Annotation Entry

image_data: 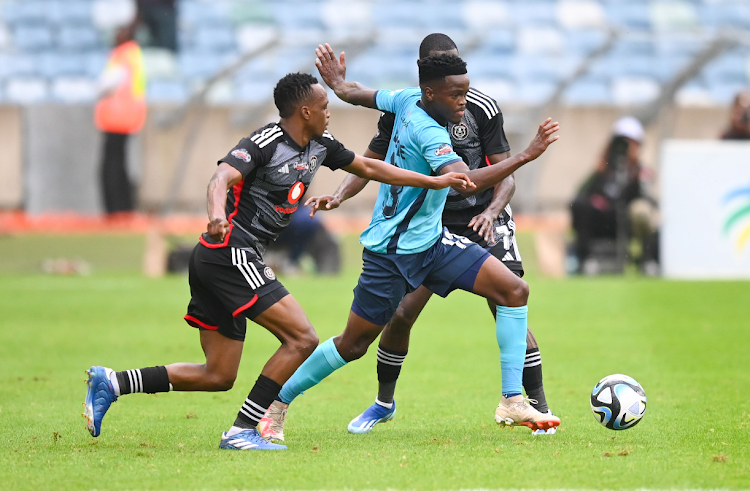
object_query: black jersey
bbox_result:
[201,123,355,254]
[367,87,521,266]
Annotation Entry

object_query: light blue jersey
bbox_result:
[360,87,462,255]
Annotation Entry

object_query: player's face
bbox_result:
[306,83,331,137]
[430,74,469,124]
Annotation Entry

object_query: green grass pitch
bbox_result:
[0,234,748,490]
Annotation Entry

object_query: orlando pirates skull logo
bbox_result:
[451,123,468,141]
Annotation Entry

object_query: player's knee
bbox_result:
[508,279,529,306]
[288,324,319,358]
[337,337,371,362]
[207,371,236,391]
[389,308,416,334]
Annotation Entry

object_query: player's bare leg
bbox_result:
[470,256,559,431]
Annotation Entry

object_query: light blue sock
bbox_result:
[278,337,347,404]
[496,305,528,397]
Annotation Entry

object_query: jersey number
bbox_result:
[382,134,406,219]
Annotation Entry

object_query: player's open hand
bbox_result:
[468,211,496,243]
[315,43,346,90]
[525,118,560,161]
[207,217,230,243]
[432,172,476,190]
[305,195,342,218]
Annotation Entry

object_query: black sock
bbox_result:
[376,345,407,405]
[115,366,171,395]
[233,375,282,430]
[522,347,549,413]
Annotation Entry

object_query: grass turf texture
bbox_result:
[0,235,749,490]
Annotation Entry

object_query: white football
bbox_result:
[590,374,647,430]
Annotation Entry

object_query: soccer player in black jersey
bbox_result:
[257,35,556,441]
[82,72,474,450]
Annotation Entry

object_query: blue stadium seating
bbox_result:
[13,26,55,51]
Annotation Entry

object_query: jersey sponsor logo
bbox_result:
[275,205,298,214]
[309,155,317,173]
[451,123,469,141]
[231,148,252,163]
[435,144,453,156]
[263,267,276,280]
[288,181,305,205]
[294,162,307,171]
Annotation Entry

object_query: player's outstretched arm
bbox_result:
[206,163,243,242]
[315,43,378,108]
[304,155,475,217]
[443,118,559,197]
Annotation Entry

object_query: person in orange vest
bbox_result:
[95,26,147,216]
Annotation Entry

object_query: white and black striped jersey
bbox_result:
[368,87,521,267]
[200,122,355,254]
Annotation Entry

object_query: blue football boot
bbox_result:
[83,366,117,437]
[347,400,396,434]
[219,429,287,450]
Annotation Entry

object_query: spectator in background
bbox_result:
[721,90,750,140]
[95,26,147,217]
[570,117,659,275]
[136,0,177,52]
[266,207,342,275]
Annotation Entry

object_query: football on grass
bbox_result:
[590,374,647,430]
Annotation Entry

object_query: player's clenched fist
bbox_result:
[207,217,230,242]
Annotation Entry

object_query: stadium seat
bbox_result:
[46,1,93,25]
[562,78,612,105]
[5,77,48,104]
[37,52,87,78]
[12,25,54,51]
[147,80,189,104]
[462,1,512,30]
[0,24,11,51]
[271,1,324,29]
[0,54,39,79]
[470,78,515,105]
[51,77,98,103]
[142,48,179,80]
[194,24,237,51]
[83,51,108,78]
[91,0,137,31]
[675,80,714,107]
[278,26,326,48]
[605,2,651,30]
[653,32,704,57]
[462,50,513,79]
[653,54,690,83]
[480,29,516,54]
[564,29,609,55]
[698,1,750,31]
[58,25,101,51]
[609,35,654,57]
[708,81,748,105]
[511,1,559,26]
[557,0,608,29]
[373,2,429,28]
[1,1,47,26]
[320,1,374,43]
[205,79,235,106]
[649,0,698,31]
[235,79,275,105]
[517,27,565,55]
[611,76,660,105]
[702,51,750,86]
[179,50,238,81]
[515,81,557,105]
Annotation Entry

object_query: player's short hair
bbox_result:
[273,73,319,118]
[419,33,458,59]
[417,54,467,85]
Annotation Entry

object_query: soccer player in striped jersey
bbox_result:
[82,72,474,451]
[258,45,560,443]
[259,35,557,441]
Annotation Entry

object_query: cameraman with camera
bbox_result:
[721,90,750,141]
[570,117,659,275]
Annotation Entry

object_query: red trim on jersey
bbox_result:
[232,294,259,317]
[485,156,491,166]
[184,314,218,331]
[199,180,245,249]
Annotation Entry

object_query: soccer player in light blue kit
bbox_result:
[260,44,561,439]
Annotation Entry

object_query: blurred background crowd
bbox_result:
[0,0,748,278]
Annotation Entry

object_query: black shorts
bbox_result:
[446,223,524,277]
[184,239,289,342]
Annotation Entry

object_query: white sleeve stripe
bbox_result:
[250,125,280,143]
[322,130,335,140]
[468,88,500,114]
[257,131,283,148]
[466,93,498,119]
